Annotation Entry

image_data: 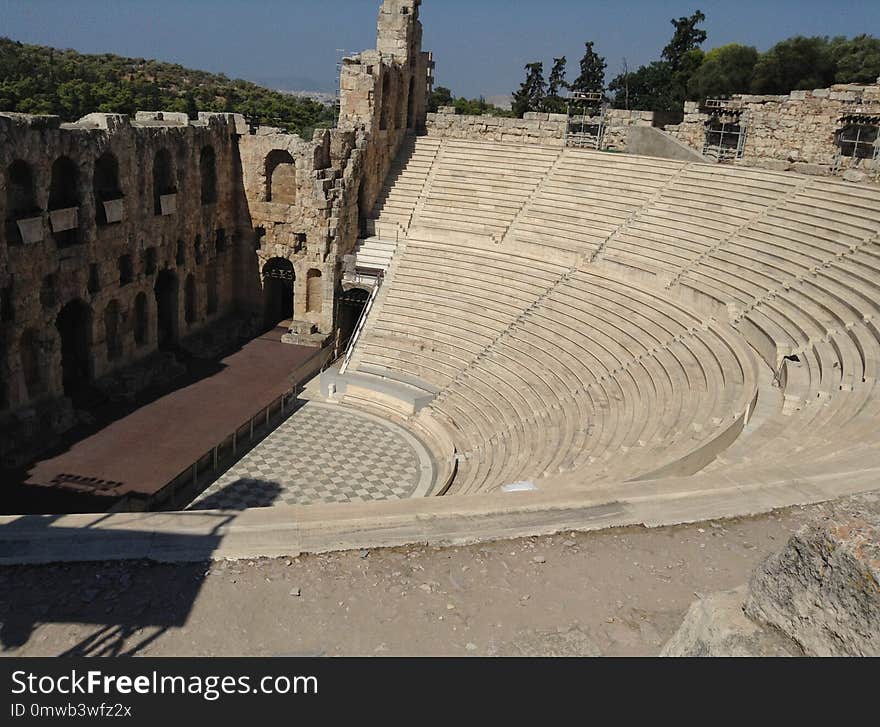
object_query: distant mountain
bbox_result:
[249,74,334,95]
[486,94,513,111]
[0,37,337,136]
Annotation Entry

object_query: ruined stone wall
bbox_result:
[425,107,653,151]
[237,0,429,345]
[0,0,430,426]
[666,83,880,179]
[0,111,242,418]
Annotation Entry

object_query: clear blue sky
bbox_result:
[1,0,877,98]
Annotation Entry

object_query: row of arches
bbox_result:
[8,267,210,406]
[260,258,324,329]
[4,144,219,245]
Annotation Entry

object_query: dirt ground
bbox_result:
[0,503,823,657]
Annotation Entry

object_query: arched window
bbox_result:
[306,269,323,315]
[20,329,44,398]
[6,160,38,218]
[134,292,148,346]
[185,274,197,325]
[93,152,122,225]
[152,148,175,215]
[48,156,80,211]
[379,74,392,131]
[104,300,122,361]
[200,146,217,205]
[264,150,296,204]
[5,160,39,244]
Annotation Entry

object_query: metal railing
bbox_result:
[339,271,384,375]
[154,343,333,510]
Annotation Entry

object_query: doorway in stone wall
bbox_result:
[262,258,295,330]
[337,287,370,351]
[154,269,179,350]
[56,299,92,398]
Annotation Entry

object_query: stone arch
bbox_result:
[152,148,175,214]
[104,300,122,362]
[154,269,179,348]
[134,291,149,346]
[56,299,92,397]
[262,257,294,328]
[306,268,323,315]
[93,151,122,225]
[200,145,217,205]
[265,150,296,204]
[184,273,197,326]
[5,160,39,244]
[48,156,80,211]
[49,156,81,247]
[20,328,45,399]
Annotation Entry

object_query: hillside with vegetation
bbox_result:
[0,37,336,137]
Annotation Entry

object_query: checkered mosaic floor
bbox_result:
[188,402,433,510]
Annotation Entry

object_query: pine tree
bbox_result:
[543,56,568,113]
[570,42,607,96]
[511,62,546,117]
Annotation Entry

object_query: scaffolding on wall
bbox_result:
[833,112,880,176]
[565,91,606,149]
[701,99,747,162]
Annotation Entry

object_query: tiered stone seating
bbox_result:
[369,135,442,232]
[603,165,800,276]
[412,140,560,238]
[343,138,880,499]
[505,150,684,259]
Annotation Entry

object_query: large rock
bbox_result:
[744,495,880,656]
[660,587,801,657]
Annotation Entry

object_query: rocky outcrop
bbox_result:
[662,493,880,657]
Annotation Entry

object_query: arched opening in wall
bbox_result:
[56,299,92,398]
[200,146,217,205]
[262,258,294,329]
[93,152,122,225]
[134,292,148,347]
[20,329,45,399]
[152,148,176,215]
[406,76,416,130]
[337,287,370,350]
[5,160,39,245]
[265,150,296,204]
[184,274,197,327]
[104,300,122,362]
[306,269,323,315]
[48,156,81,247]
[379,75,392,131]
[206,265,218,316]
[154,269,179,349]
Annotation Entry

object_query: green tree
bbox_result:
[831,34,880,84]
[751,36,836,93]
[427,85,453,113]
[662,10,708,70]
[688,43,759,100]
[511,62,546,117]
[543,56,568,113]
[570,42,606,96]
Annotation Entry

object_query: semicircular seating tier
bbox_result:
[343,137,880,497]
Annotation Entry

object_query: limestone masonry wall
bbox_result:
[666,83,880,179]
[0,0,429,453]
[425,107,652,152]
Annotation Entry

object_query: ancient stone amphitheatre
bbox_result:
[0,1,879,655]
